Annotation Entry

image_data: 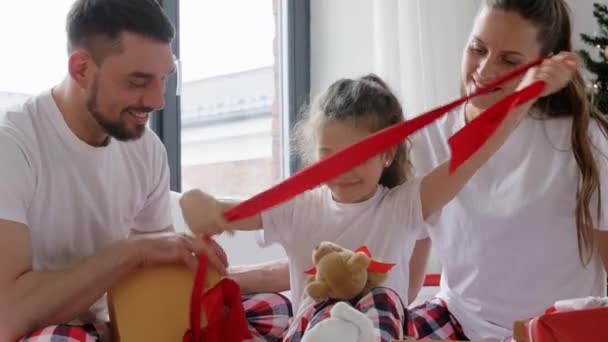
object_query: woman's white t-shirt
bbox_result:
[410,106,608,340]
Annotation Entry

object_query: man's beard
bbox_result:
[86,76,150,142]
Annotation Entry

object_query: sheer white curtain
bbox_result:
[369,1,480,276]
[372,0,480,117]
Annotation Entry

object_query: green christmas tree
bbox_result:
[578,3,608,115]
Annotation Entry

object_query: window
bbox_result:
[156,0,310,265]
[0,0,75,110]
[157,0,310,196]
[178,0,284,200]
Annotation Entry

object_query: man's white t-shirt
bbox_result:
[411,106,608,340]
[0,91,172,322]
[261,179,426,313]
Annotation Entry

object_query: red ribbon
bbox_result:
[183,252,251,342]
[304,245,396,276]
[224,57,547,222]
[448,79,545,173]
[356,246,396,273]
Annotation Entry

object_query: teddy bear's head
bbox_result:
[305,241,390,303]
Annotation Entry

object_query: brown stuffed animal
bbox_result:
[304,241,393,303]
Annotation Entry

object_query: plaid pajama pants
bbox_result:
[406,297,469,340]
[284,287,407,342]
[243,292,293,341]
[19,322,110,342]
[20,293,292,342]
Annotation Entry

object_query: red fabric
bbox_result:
[423,273,441,287]
[224,57,546,222]
[304,268,316,276]
[368,260,396,274]
[447,80,545,173]
[354,246,396,273]
[356,245,372,256]
[183,253,251,342]
[523,307,608,342]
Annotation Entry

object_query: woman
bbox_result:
[408,0,608,340]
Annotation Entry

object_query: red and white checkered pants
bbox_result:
[20,293,292,342]
[284,287,407,342]
[406,297,468,340]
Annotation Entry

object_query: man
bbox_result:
[0,1,229,340]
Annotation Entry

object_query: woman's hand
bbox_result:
[517,51,578,97]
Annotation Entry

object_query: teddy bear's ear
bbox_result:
[313,241,344,265]
[316,241,343,252]
[346,251,371,273]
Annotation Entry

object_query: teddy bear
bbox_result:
[304,241,394,303]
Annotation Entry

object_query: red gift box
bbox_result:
[514,307,608,342]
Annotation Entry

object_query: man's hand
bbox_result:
[127,232,228,275]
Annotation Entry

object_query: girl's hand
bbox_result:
[179,189,229,237]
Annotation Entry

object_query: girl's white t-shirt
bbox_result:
[261,179,426,313]
[410,106,608,340]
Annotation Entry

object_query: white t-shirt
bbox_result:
[410,106,608,340]
[0,91,172,322]
[261,179,425,313]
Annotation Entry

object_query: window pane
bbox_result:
[179,0,285,200]
[0,1,75,110]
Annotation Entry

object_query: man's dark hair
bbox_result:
[66,0,175,62]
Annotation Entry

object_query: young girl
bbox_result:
[181,58,576,341]
[408,1,608,341]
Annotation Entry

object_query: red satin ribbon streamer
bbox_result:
[183,253,251,342]
[448,79,545,173]
[356,246,396,273]
[304,245,396,276]
[224,57,547,222]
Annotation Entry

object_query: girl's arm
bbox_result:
[180,189,262,236]
[419,52,578,221]
[408,237,431,305]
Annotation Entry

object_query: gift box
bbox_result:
[108,254,249,342]
[513,306,608,342]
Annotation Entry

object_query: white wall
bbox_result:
[310,0,378,96]
[567,0,597,53]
